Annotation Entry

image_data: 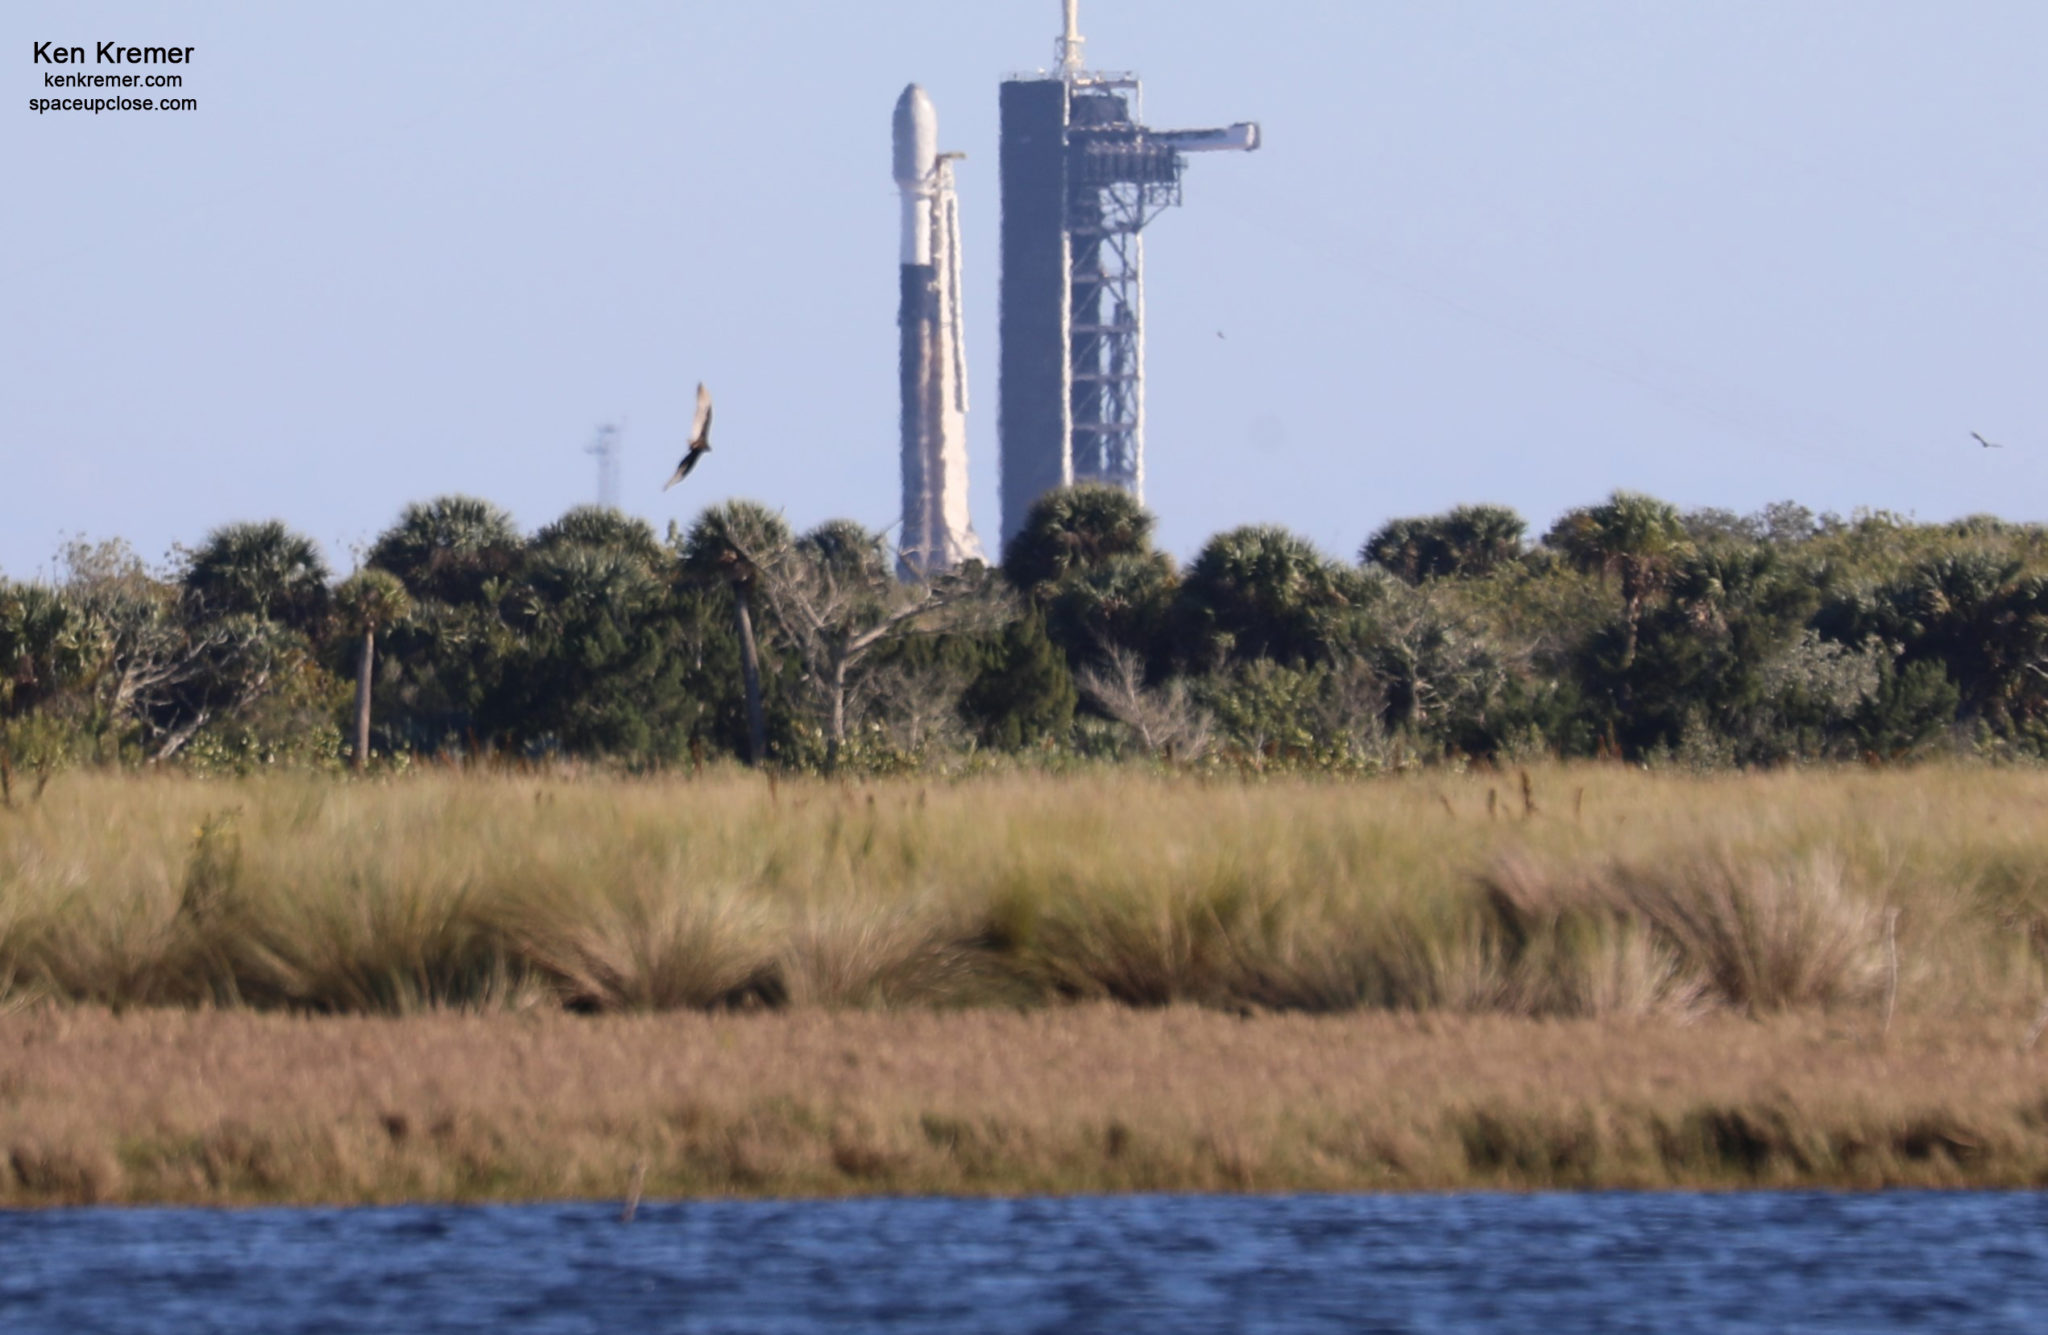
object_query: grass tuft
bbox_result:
[1482,846,1884,1015]
[1,766,2044,1019]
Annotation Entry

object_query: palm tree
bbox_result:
[532,505,665,563]
[1045,549,1178,667]
[1179,524,1358,667]
[181,520,330,631]
[1441,504,1528,577]
[0,582,96,718]
[335,570,410,772]
[680,501,792,766]
[1002,485,1158,598]
[1362,505,1525,584]
[367,495,522,606]
[1360,516,1436,584]
[1879,552,2048,729]
[1544,491,1690,669]
[797,518,891,584]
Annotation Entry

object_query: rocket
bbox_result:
[894,84,984,578]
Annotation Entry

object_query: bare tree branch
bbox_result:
[1078,645,1214,760]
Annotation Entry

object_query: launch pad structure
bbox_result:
[997,0,1259,549]
[892,2,1260,572]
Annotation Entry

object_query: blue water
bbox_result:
[2,1191,2044,1333]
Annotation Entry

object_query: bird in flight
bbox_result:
[1972,431,2004,449]
[663,383,714,489]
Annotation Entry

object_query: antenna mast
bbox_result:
[1057,0,1085,77]
[585,422,622,509]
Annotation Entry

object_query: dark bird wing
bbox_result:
[662,383,715,490]
[662,450,703,490]
[1973,431,2003,449]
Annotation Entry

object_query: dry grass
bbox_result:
[1481,849,1887,1016]
[8,766,2045,1204]
[1,765,2046,1020]
[4,1005,2048,1205]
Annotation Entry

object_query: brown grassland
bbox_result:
[3,764,2048,1203]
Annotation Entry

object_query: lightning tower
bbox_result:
[997,0,1259,548]
[895,84,985,578]
[585,422,623,510]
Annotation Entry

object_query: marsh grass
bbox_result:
[0,766,2045,1018]
[1481,849,1884,1016]
[5,1006,2048,1205]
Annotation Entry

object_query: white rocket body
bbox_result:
[894,84,983,578]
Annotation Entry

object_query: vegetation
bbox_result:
[3,766,2047,1020]
[6,1006,2048,1205]
[5,491,2047,1204]
[4,488,2046,777]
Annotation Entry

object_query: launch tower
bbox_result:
[997,0,1259,548]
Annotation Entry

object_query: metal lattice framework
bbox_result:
[1068,169,1181,496]
[995,8,1258,549]
[1063,83,1182,500]
[585,422,622,510]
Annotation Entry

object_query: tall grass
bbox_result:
[1,765,2044,1018]
[1481,849,1886,1016]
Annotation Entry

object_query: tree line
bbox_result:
[3,487,2045,783]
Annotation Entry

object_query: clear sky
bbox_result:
[5,1,2044,580]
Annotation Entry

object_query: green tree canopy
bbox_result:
[961,613,1077,750]
[1003,485,1158,597]
[1044,550,1178,670]
[1363,504,1526,584]
[531,505,665,564]
[335,568,412,638]
[679,500,794,592]
[368,495,522,605]
[181,520,330,631]
[1544,491,1692,668]
[1176,525,1365,668]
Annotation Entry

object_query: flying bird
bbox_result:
[663,383,714,489]
[1972,432,2004,449]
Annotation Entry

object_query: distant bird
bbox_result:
[663,383,714,489]
[1972,431,2004,449]
[1215,330,1227,340]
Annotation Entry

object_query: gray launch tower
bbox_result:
[997,0,1259,549]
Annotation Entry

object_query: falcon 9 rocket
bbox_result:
[894,84,984,578]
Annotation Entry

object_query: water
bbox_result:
[3,1191,2045,1333]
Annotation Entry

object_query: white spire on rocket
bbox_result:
[1057,0,1086,78]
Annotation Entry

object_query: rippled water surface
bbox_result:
[4,1191,2046,1333]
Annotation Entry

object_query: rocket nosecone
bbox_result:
[893,84,937,265]
[892,84,938,187]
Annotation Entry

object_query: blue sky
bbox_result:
[5,1,2044,579]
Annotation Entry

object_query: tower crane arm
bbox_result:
[1153,123,1261,153]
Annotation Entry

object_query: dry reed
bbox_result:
[0,765,2044,1020]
